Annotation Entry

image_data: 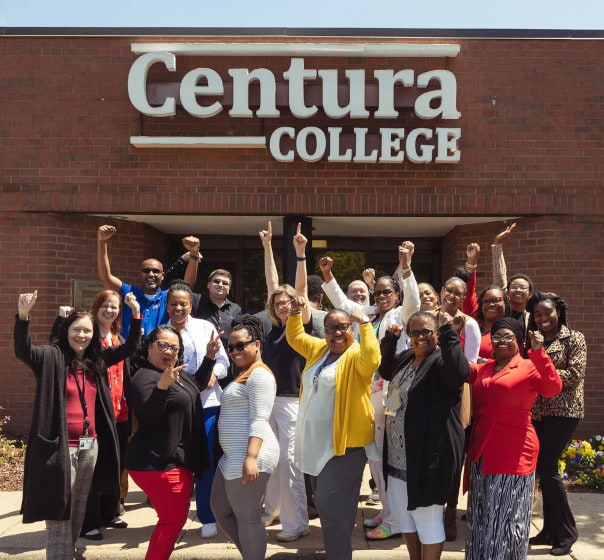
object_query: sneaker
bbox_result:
[201,523,218,539]
[82,529,103,541]
[365,523,395,540]
[366,490,381,505]
[363,514,382,529]
[262,511,279,527]
[275,528,310,542]
[108,516,128,529]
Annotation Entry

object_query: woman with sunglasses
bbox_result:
[126,325,219,560]
[465,317,561,560]
[14,290,141,560]
[526,293,587,557]
[165,281,230,540]
[378,310,470,560]
[319,242,420,540]
[211,315,279,560]
[286,297,380,560]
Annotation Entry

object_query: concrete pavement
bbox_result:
[1,469,602,559]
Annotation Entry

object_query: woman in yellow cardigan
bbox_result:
[286,297,381,560]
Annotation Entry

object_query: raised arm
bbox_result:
[259,221,279,296]
[14,290,46,370]
[319,256,364,315]
[162,236,202,289]
[437,313,471,392]
[97,225,122,291]
[492,223,515,288]
[527,330,562,397]
[397,241,421,326]
[462,243,480,318]
[351,310,381,379]
[292,222,312,324]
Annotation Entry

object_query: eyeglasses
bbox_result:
[227,339,255,353]
[325,323,351,334]
[444,286,465,297]
[156,341,180,353]
[142,268,163,274]
[374,289,395,297]
[273,300,292,309]
[480,297,504,304]
[508,284,529,291]
[409,329,435,338]
[492,333,516,343]
[211,279,230,286]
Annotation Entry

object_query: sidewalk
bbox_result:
[1,469,602,559]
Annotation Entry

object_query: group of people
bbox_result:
[14,222,586,560]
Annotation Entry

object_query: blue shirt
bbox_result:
[119,282,168,337]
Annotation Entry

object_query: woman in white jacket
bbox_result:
[318,241,421,540]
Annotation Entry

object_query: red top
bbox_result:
[66,366,97,446]
[478,331,492,360]
[102,335,129,423]
[466,348,561,478]
[462,270,479,318]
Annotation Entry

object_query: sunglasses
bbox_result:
[227,339,255,353]
[409,329,435,338]
[374,289,395,297]
[142,267,163,274]
[156,340,180,353]
[212,279,231,286]
[325,323,351,334]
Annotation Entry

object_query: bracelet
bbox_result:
[289,310,302,315]
[401,267,411,274]
[464,262,477,272]
[296,256,306,261]
[190,253,202,261]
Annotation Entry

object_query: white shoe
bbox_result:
[276,528,310,542]
[262,511,279,527]
[201,523,218,538]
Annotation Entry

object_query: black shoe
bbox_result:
[550,544,572,556]
[529,531,553,546]
[108,517,128,528]
[82,529,103,541]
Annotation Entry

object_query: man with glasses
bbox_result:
[96,224,198,336]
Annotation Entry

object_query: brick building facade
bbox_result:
[1,29,602,436]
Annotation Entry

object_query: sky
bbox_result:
[1,0,603,29]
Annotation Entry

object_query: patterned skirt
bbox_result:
[465,459,535,560]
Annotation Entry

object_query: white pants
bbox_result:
[264,396,309,534]
[368,390,402,533]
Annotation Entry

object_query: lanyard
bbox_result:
[312,353,340,392]
[71,368,90,437]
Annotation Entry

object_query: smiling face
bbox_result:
[96,294,120,329]
[347,280,370,305]
[507,277,531,311]
[148,330,181,371]
[324,311,354,355]
[68,316,94,358]
[481,288,506,323]
[140,259,164,294]
[167,290,192,330]
[272,291,293,324]
[227,328,261,370]
[207,273,231,304]
[408,315,438,359]
[373,278,399,316]
[441,279,466,314]
[418,283,439,312]
[491,328,519,362]
[533,300,559,339]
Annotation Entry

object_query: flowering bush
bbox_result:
[558,435,604,490]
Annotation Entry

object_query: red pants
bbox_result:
[129,467,193,560]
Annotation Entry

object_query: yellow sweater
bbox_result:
[286,313,381,456]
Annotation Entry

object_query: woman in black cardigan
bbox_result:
[14,290,141,560]
[379,310,470,560]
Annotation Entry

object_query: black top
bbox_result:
[126,357,214,475]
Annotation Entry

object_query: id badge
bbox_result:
[384,387,402,416]
[79,437,94,451]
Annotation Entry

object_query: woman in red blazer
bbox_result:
[465,317,561,560]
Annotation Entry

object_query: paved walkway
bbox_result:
[0,469,602,559]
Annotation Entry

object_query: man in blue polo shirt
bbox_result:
[96,224,199,336]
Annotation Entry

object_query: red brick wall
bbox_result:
[1,35,603,437]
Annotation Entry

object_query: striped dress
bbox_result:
[217,367,279,480]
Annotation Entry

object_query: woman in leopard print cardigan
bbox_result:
[526,293,587,556]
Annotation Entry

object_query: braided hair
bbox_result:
[231,314,265,343]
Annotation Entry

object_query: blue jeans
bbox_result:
[195,405,219,524]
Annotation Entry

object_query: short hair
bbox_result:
[140,258,164,271]
[323,308,352,326]
[168,281,193,299]
[231,314,264,342]
[476,285,512,322]
[132,325,184,370]
[443,277,467,294]
[307,275,323,304]
[91,289,122,335]
[452,267,471,283]
[407,310,438,331]
[526,292,569,331]
[375,275,400,294]
[266,284,297,326]
[208,269,232,283]
[507,273,534,294]
[347,279,368,293]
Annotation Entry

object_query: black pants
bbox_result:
[533,416,579,548]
